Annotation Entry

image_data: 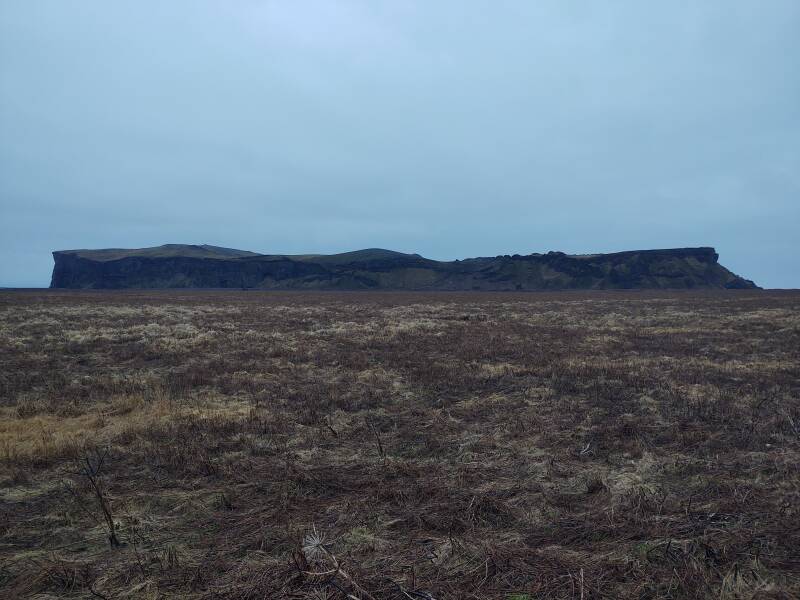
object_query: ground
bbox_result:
[0,290,798,599]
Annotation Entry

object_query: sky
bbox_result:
[1,1,798,288]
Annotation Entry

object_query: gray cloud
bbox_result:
[1,1,798,287]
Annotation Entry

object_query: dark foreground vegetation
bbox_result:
[0,290,798,599]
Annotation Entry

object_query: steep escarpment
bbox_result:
[50,244,759,290]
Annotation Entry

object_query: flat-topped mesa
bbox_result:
[571,247,719,262]
[50,244,759,290]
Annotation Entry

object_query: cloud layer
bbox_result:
[1,1,798,287]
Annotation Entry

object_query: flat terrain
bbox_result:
[0,290,798,599]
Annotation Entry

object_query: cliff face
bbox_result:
[50,245,759,290]
[50,252,328,289]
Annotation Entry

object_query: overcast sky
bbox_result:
[1,1,798,287]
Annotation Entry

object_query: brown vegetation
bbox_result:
[0,289,798,599]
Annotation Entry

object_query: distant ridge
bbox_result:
[50,244,759,290]
[63,244,260,261]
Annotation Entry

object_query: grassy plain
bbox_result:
[0,290,798,599]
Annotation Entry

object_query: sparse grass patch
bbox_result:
[0,289,798,599]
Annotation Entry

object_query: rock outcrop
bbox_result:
[50,244,759,290]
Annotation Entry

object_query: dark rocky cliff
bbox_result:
[50,245,759,290]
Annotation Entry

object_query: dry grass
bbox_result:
[0,289,798,599]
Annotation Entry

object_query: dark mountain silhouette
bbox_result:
[50,244,759,290]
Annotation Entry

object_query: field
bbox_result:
[0,290,798,599]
